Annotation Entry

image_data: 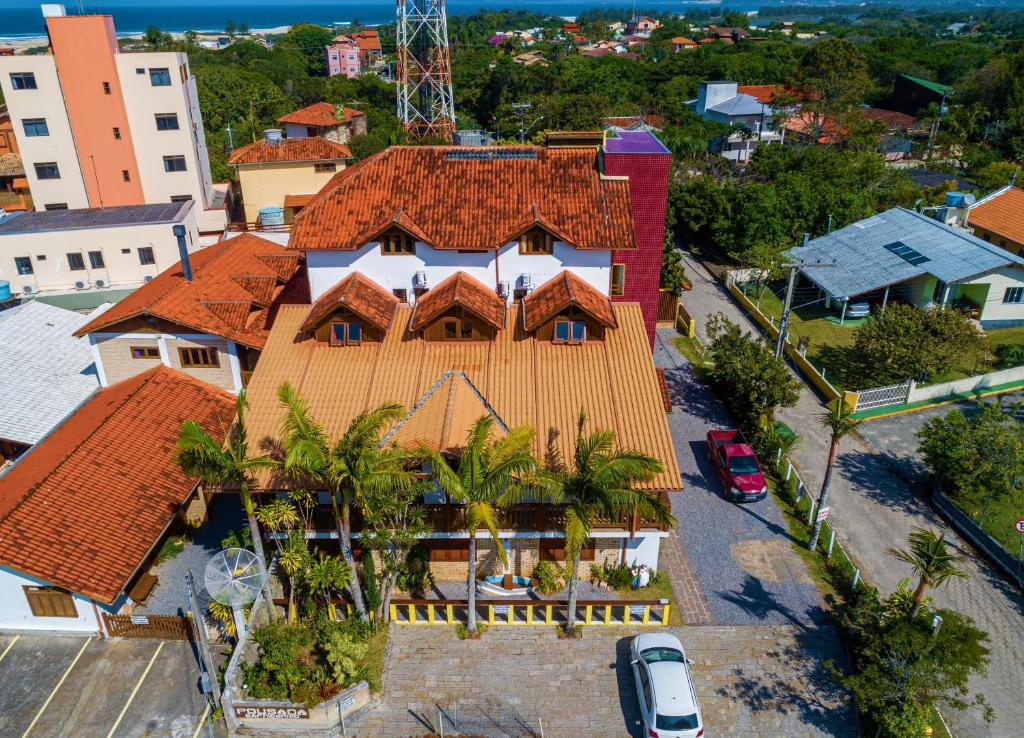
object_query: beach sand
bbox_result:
[0,26,294,53]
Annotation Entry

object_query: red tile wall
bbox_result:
[604,151,671,347]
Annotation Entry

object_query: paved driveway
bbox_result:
[351,625,856,738]
[0,633,210,738]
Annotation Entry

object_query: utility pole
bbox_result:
[775,235,836,358]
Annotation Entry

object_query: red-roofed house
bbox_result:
[328,30,384,76]
[278,102,367,144]
[968,186,1024,256]
[75,233,308,393]
[0,366,234,633]
[671,37,698,52]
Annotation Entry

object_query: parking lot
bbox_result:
[0,633,211,738]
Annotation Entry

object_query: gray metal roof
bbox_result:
[786,207,1024,299]
[0,201,192,235]
[708,93,769,117]
[0,301,101,446]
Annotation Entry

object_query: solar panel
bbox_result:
[445,150,537,161]
[883,241,930,265]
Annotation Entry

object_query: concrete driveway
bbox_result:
[0,633,211,738]
[351,625,856,738]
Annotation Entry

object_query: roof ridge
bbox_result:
[379,370,454,447]
[900,206,1024,266]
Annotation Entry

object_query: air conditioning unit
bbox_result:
[498,280,511,298]
[21,285,35,295]
[412,271,428,289]
[519,273,534,291]
[95,278,107,288]
[74,280,88,290]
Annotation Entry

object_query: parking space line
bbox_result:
[0,634,19,664]
[191,703,210,738]
[21,636,93,738]
[104,641,164,738]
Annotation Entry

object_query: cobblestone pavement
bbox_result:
[654,328,827,628]
[679,250,1024,737]
[350,625,856,738]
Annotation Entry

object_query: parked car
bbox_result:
[831,298,871,319]
[706,429,768,502]
[630,633,704,738]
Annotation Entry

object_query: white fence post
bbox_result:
[828,529,835,559]
[807,500,816,526]
[852,568,861,589]
[786,461,792,480]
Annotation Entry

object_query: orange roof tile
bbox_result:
[0,367,235,603]
[228,137,352,166]
[523,271,617,330]
[670,37,697,45]
[243,304,681,493]
[338,30,381,53]
[289,146,636,251]
[969,187,1024,246]
[277,101,364,127]
[737,84,810,104]
[603,115,667,131]
[75,233,307,349]
[410,271,506,331]
[861,107,915,130]
[302,272,399,333]
[284,193,317,208]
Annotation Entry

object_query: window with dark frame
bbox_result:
[130,346,160,360]
[43,203,67,210]
[427,539,470,562]
[23,586,76,618]
[149,68,172,86]
[138,247,156,265]
[22,118,48,137]
[553,319,586,344]
[163,155,187,172]
[88,251,104,269]
[66,252,85,271]
[102,81,111,95]
[178,347,219,368]
[122,169,131,182]
[610,263,626,297]
[113,126,121,140]
[14,256,32,275]
[34,162,60,180]
[170,195,193,202]
[519,228,553,255]
[314,162,337,173]
[380,230,415,255]
[330,321,363,346]
[10,72,37,90]
[155,113,179,131]
[1003,287,1024,305]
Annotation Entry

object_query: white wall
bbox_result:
[961,266,1024,326]
[306,240,613,302]
[0,55,90,210]
[0,205,200,295]
[622,534,663,571]
[0,565,121,634]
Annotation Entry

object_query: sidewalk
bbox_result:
[678,250,1024,737]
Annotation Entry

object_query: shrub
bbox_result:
[396,543,434,595]
[456,622,488,640]
[362,548,382,615]
[322,624,369,685]
[994,342,1024,369]
[242,622,317,702]
[590,559,636,590]
[530,561,564,594]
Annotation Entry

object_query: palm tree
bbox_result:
[550,410,674,632]
[889,527,967,617]
[807,401,858,551]
[177,390,274,604]
[422,416,538,637]
[277,383,414,620]
[304,552,352,612]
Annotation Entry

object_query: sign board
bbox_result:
[129,615,149,625]
[493,605,510,616]
[629,605,647,617]
[336,695,355,710]
[817,507,831,523]
[1015,519,1024,534]
[234,704,310,720]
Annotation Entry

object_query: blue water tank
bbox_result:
[0,281,10,301]
[945,191,966,208]
[258,207,285,227]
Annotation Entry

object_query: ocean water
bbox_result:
[0,1,739,40]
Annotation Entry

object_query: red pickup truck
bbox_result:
[706,430,768,502]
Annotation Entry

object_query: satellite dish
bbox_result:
[204,548,266,638]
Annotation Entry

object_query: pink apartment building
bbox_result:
[326,39,361,78]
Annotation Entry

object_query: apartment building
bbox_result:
[326,37,361,78]
[0,6,228,236]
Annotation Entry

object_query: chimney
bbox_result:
[802,233,810,247]
[264,128,283,145]
[173,224,192,281]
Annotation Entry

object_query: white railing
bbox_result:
[853,381,912,412]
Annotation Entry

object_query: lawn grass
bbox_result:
[949,492,1024,556]
[604,573,683,626]
[674,334,711,369]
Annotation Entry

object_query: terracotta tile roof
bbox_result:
[670,37,697,45]
[302,272,399,333]
[289,146,636,251]
[603,115,667,131]
[410,271,506,331]
[861,107,915,130]
[277,102,364,128]
[243,304,681,493]
[523,271,617,330]
[284,194,317,208]
[969,187,1024,246]
[75,233,307,349]
[339,30,381,53]
[228,137,352,166]
[737,84,809,104]
[0,367,235,603]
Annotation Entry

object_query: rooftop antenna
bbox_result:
[396,0,456,141]
[204,548,266,639]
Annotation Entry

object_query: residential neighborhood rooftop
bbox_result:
[968,186,1024,246]
[0,201,192,234]
[277,101,364,127]
[0,301,101,447]
[0,366,235,604]
[227,137,353,166]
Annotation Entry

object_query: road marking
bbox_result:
[105,641,164,738]
[21,636,93,738]
[0,634,20,664]
[191,703,211,738]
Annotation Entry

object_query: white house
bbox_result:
[690,80,784,161]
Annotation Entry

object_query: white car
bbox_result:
[630,633,704,738]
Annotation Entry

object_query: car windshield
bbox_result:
[728,455,759,475]
[641,647,684,663]
[656,712,700,730]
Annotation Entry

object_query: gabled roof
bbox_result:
[340,30,381,52]
[289,146,636,251]
[302,272,399,333]
[968,186,1024,246]
[898,73,953,97]
[410,272,506,331]
[0,301,100,446]
[523,271,617,330]
[0,367,235,603]
[708,93,769,117]
[737,84,809,104]
[228,137,352,166]
[76,233,307,349]
[787,207,1024,299]
[497,203,576,248]
[277,101,364,127]
[861,107,915,130]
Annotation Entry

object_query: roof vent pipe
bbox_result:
[173,224,192,281]
[801,233,810,247]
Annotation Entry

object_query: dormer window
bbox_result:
[443,318,474,340]
[520,228,553,255]
[330,321,362,345]
[380,230,415,256]
[553,319,586,344]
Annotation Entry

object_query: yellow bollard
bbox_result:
[604,605,612,624]
[328,604,337,621]
[427,604,435,624]
[526,605,533,625]
[584,605,593,625]
[446,604,454,624]
[545,604,553,625]
[507,605,514,625]
[389,603,397,621]
[662,603,671,624]
[488,605,495,625]
[408,604,416,624]
[623,605,631,625]
[642,605,651,625]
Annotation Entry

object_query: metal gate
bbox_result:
[103,613,194,640]
[854,381,911,411]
